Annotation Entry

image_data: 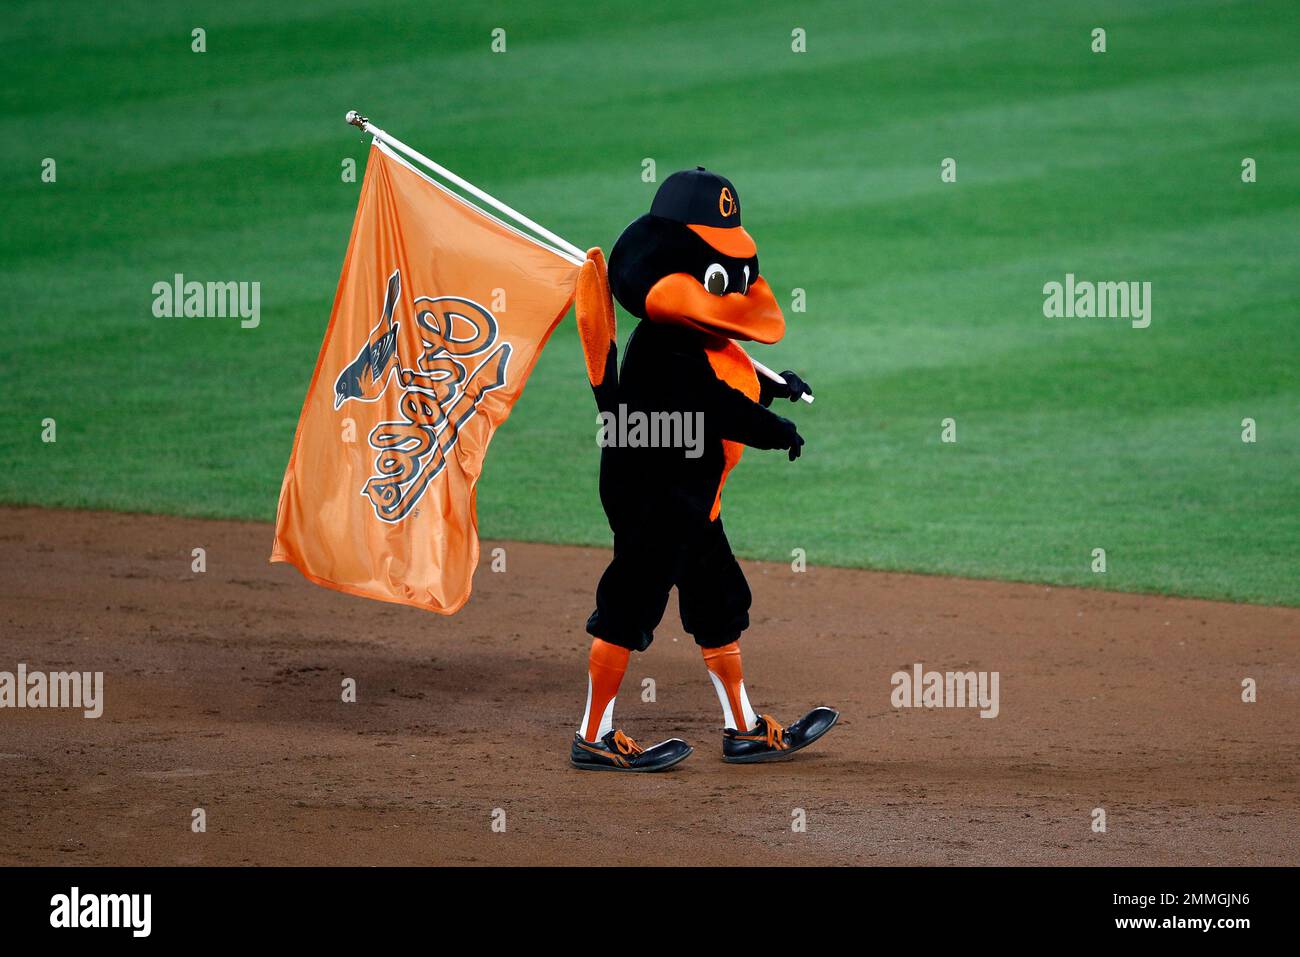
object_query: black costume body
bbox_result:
[586,321,793,652]
[580,167,805,654]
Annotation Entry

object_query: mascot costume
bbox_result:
[570,168,838,771]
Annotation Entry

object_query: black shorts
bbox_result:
[586,517,751,652]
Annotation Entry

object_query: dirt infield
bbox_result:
[0,506,1296,866]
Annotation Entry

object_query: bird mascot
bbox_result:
[570,167,838,771]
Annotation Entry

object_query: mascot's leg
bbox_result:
[679,520,841,764]
[701,642,757,733]
[570,620,692,772]
[677,519,756,729]
[571,525,694,772]
[578,638,629,742]
[585,521,680,654]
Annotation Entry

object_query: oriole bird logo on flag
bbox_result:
[333,268,402,409]
[272,141,580,614]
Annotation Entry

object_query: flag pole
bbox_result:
[345,111,586,266]
[345,111,812,404]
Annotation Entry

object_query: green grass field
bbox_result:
[2,0,1297,605]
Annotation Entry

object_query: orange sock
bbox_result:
[580,638,629,742]
[702,641,758,731]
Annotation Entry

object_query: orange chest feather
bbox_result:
[704,341,759,520]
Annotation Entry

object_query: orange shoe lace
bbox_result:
[612,730,644,755]
[760,715,788,750]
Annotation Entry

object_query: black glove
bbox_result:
[774,415,805,461]
[761,370,813,406]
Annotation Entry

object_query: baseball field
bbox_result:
[2,0,1297,867]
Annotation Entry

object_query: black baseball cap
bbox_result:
[649,167,756,258]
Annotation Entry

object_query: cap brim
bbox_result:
[687,224,757,259]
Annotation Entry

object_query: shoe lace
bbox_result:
[760,715,788,750]
[612,730,644,755]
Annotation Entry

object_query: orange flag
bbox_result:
[272,142,580,613]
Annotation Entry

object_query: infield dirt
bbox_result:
[1,506,1295,865]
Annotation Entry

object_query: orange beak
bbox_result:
[644,274,785,344]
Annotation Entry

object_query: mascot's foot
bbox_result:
[722,708,839,763]
[570,729,693,773]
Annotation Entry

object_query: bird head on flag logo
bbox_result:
[272,133,581,614]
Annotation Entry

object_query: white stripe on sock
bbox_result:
[579,675,594,738]
[708,672,759,731]
[708,671,737,730]
[596,697,616,739]
[737,680,757,732]
[580,677,619,741]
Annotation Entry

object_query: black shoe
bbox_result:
[722,708,839,763]
[570,729,693,772]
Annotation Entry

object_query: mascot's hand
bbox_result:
[761,370,813,406]
[774,416,805,461]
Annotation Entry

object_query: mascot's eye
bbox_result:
[741,265,750,294]
[704,263,728,295]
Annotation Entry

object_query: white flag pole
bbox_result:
[345,111,812,404]
[346,111,586,266]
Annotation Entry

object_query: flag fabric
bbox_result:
[272,141,581,614]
